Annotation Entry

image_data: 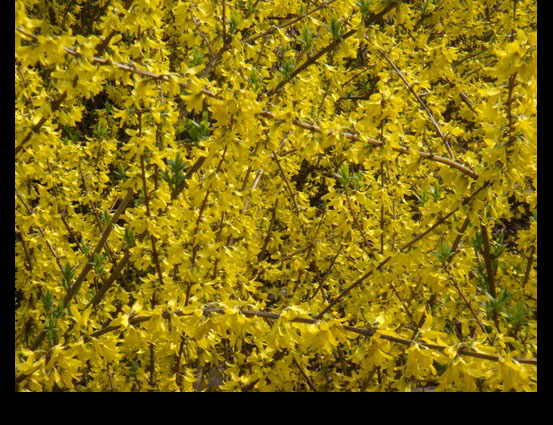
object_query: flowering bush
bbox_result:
[15,0,536,391]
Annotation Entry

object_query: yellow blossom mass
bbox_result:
[15,0,536,391]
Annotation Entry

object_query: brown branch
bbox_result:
[95,31,117,56]
[15,303,535,385]
[191,10,213,57]
[140,154,164,307]
[196,307,536,365]
[15,26,217,99]
[311,242,344,300]
[149,343,156,388]
[94,0,137,56]
[449,216,471,262]
[191,147,227,241]
[243,0,339,44]
[87,251,131,309]
[292,357,318,392]
[15,90,68,156]
[174,335,186,388]
[506,72,518,147]
[522,241,536,289]
[316,183,490,319]
[65,188,133,300]
[360,366,377,391]
[16,232,34,272]
[190,188,211,266]
[266,1,398,97]
[241,378,260,392]
[378,48,455,159]
[16,26,478,181]
[59,208,85,254]
[19,188,135,351]
[172,156,207,200]
[77,161,118,266]
[15,0,135,156]
[15,188,64,274]
[345,187,374,255]
[267,28,355,97]
[272,151,302,223]
[446,270,493,345]
[187,147,227,304]
[258,199,279,261]
[260,111,479,179]
[479,223,497,299]
[106,361,115,392]
[280,244,313,263]
[241,168,264,213]
[459,90,477,113]
[212,212,226,279]
[200,42,231,79]
[380,162,386,254]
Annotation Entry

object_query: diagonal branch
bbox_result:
[522,241,536,289]
[316,183,490,319]
[272,151,301,218]
[258,199,279,261]
[15,188,64,274]
[243,0,339,45]
[27,188,135,351]
[292,356,318,392]
[260,111,479,179]
[15,26,217,98]
[479,223,497,299]
[267,2,399,97]
[446,270,493,345]
[378,48,455,159]
[87,251,131,309]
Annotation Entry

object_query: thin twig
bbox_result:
[241,168,264,213]
[243,0,339,44]
[267,2,398,97]
[258,199,278,261]
[449,216,471,262]
[175,335,186,388]
[261,111,479,179]
[378,48,455,159]
[26,188,135,351]
[16,26,478,181]
[15,26,217,98]
[272,151,301,218]
[311,242,344,300]
[15,188,64,273]
[149,343,156,388]
[15,90,68,156]
[446,269,494,346]
[506,72,518,147]
[345,187,373,255]
[16,232,34,272]
[172,156,207,200]
[191,10,213,57]
[479,223,497,299]
[316,183,490,319]
[87,251,130,308]
[292,357,318,392]
[140,153,164,307]
[522,241,536,289]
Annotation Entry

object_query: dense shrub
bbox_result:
[15,0,536,391]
